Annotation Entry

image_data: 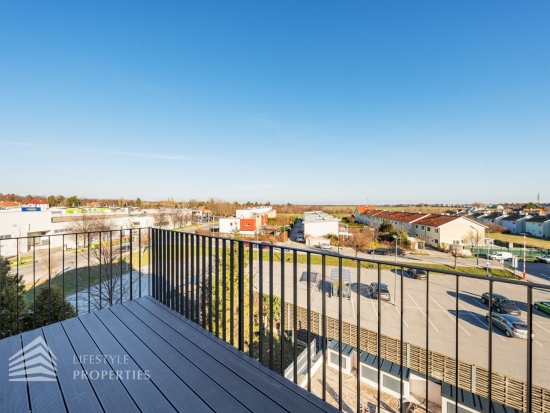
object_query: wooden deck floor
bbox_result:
[0,296,338,413]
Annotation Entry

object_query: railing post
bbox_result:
[238,240,245,352]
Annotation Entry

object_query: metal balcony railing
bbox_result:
[1,227,549,412]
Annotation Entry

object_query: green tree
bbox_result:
[379,220,394,233]
[22,286,76,330]
[47,195,58,207]
[66,195,80,207]
[136,197,142,207]
[523,202,542,209]
[0,258,27,338]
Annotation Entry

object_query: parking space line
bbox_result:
[534,340,543,347]
[437,275,450,284]
[540,273,550,281]
[406,292,438,332]
[450,298,506,342]
[350,296,356,321]
[429,295,470,336]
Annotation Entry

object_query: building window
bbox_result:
[361,366,378,383]
[415,225,418,228]
[447,402,471,413]
[245,224,250,227]
[434,239,439,243]
[329,352,347,370]
[383,375,401,393]
[427,227,431,232]
[421,226,425,230]
[435,229,439,233]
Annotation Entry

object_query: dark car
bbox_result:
[368,282,391,301]
[481,293,521,316]
[388,247,406,256]
[407,268,427,279]
[367,248,389,255]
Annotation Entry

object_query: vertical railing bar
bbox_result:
[185,233,189,318]
[32,238,36,328]
[339,257,343,411]
[88,234,91,314]
[99,232,102,309]
[196,234,201,324]
[208,236,213,332]
[527,285,533,413]
[174,231,179,312]
[488,279,493,413]
[455,275,459,411]
[269,246,274,371]
[62,234,66,318]
[280,248,285,376]
[179,232,183,315]
[238,240,245,352]
[138,229,141,299]
[75,234,79,315]
[16,245,20,333]
[400,263,405,412]
[230,239,235,346]
[222,239,227,342]
[109,231,113,306]
[119,229,123,306]
[322,254,327,402]
[129,230,133,303]
[377,263,381,413]
[425,270,430,413]
[293,250,298,384]
[202,235,207,329]
[249,243,254,359]
[148,227,151,297]
[356,260,361,413]
[259,244,264,364]
[191,234,195,323]
[215,237,219,337]
[306,252,311,393]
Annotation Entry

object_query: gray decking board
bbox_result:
[41,323,103,413]
[21,330,66,413]
[133,301,336,412]
[0,334,29,413]
[108,304,244,413]
[141,295,338,413]
[0,296,340,413]
[93,309,214,413]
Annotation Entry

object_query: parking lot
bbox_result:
[251,257,550,390]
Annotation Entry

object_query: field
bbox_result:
[490,232,550,250]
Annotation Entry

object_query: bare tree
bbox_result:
[346,231,371,257]
[462,229,483,256]
[65,213,115,246]
[448,244,462,269]
[152,210,169,228]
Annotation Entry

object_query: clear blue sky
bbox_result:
[1,2,548,205]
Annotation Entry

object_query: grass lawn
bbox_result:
[489,233,550,250]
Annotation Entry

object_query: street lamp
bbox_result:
[392,234,398,306]
[470,226,479,266]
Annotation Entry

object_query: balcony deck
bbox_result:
[0,296,338,413]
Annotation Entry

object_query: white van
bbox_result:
[488,252,513,261]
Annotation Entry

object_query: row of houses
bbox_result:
[476,212,550,237]
[354,206,487,248]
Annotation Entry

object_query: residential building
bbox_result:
[0,201,22,210]
[23,199,49,209]
[479,212,507,226]
[525,215,550,238]
[500,214,531,234]
[302,211,339,238]
[355,207,486,248]
[217,206,274,237]
[354,205,376,223]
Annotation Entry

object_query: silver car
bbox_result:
[485,313,535,339]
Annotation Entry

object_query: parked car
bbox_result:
[319,243,333,250]
[534,301,550,315]
[388,247,406,256]
[368,282,391,301]
[260,242,271,250]
[487,252,513,261]
[481,293,521,315]
[367,248,389,255]
[535,255,550,263]
[407,268,427,279]
[296,235,304,242]
[485,313,534,339]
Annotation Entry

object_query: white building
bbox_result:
[0,209,154,256]
[302,211,340,238]
[500,214,530,234]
